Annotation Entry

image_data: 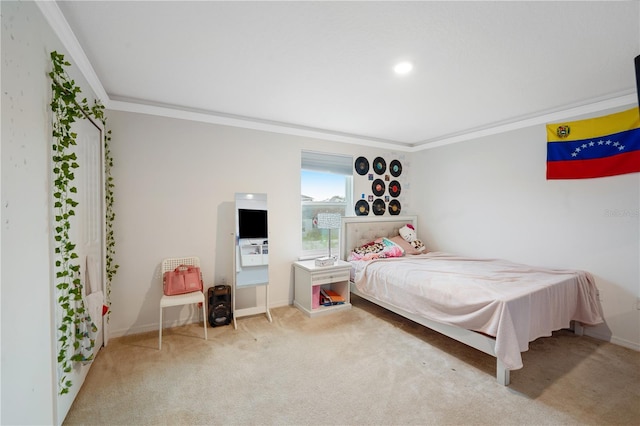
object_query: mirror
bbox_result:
[234,193,268,287]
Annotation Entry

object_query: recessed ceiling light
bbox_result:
[394,61,413,75]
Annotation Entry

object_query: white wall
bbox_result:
[412,119,640,349]
[2,3,638,423]
[1,1,99,424]
[106,110,403,336]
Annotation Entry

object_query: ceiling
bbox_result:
[50,1,639,150]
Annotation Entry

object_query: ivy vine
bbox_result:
[50,51,118,395]
[90,104,119,314]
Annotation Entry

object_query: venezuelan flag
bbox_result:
[546,108,640,179]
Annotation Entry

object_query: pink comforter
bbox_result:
[351,252,603,370]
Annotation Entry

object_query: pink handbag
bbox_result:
[163,265,203,295]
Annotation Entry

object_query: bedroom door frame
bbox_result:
[53,110,107,425]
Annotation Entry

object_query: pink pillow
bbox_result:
[390,235,425,255]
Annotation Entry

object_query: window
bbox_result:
[301,151,353,259]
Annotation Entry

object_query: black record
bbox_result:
[371,179,385,196]
[390,160,402,177]
[372,199,386,216]
[354,156,369,175]
[355,200,369,216]
[388,180,401,197]
[373,157,386,175]
[388,200,401,215]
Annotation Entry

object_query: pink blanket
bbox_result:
[351,252,603,370]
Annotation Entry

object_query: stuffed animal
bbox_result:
[398,224,426,252]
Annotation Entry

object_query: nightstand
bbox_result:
[293,259,352,317]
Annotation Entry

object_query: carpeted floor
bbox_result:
[64,295,640,425]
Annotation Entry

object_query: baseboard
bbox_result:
[110,299,291,338]
[584,328,640,351]
[111,321,178,338]
[111,301,640,352]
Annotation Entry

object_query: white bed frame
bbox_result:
[341,216,586,386]
[342,216,515,384]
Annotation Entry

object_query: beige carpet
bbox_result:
[64,295,640,425]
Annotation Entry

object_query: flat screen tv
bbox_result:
[635,55,640,111]
[238,209,268,239]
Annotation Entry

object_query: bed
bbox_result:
[340,216,604,385]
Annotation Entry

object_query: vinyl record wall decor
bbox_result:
[389,160,402,177]
[372,179,385,196]
[373,157,386,175]
[354,156,369,176]
[353,156,404,216]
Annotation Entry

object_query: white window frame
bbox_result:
[301,151,353,260]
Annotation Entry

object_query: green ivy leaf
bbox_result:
[51,50,118,395]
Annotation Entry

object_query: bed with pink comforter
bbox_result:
[350,252,604,371]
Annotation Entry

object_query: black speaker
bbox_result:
[208,285,232,327]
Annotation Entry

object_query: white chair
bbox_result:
[159,256,208,350]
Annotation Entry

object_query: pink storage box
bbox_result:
[312,286,320,309]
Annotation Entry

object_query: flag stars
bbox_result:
[571,139,624,158]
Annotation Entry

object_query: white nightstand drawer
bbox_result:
[311,270,350,285]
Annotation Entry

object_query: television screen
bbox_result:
[238,209,268,239]
[635,55,640,110]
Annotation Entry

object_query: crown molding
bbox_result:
[110,93,638,153]
[411,92,637,151]
[36,1,109,104]
[38,1,637,153]
[107,99,413,151]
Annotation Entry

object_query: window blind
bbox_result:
[301,150,353,175]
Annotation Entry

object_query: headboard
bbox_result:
[340,216,418,261]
